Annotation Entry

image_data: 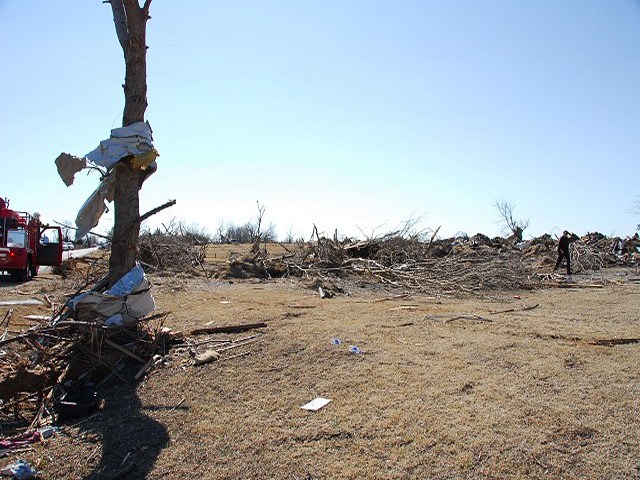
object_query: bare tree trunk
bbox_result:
[107,0,152,286]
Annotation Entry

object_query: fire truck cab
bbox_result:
[0,197,63,281]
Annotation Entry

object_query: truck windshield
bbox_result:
[7,230,27,248]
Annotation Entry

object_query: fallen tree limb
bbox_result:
[191,322,267,335]
[490,303,539,315]
[444,314,492,323]
[426,314,492,323]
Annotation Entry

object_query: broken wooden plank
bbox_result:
[548,283,604,289]
[216,337,260,352]
[218,351,251,362]
[103,337,146,364]
[1,309,13,341]
[389,305,419,311]
[135,357,154,380]
[589,338,640,347]
[23,315,52,321]
[0,299,43,306]
[191,322,267,335]
[373,294,411,303]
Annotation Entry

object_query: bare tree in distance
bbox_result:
[107,0,154,286]
[252,201,266,243]
[494,199,530,242]
[215,202,277,244]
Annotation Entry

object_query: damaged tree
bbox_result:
[106,0,154,286]
[494,199,530,242]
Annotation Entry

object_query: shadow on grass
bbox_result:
[82,382,169,480]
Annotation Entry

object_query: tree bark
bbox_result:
[107,0,152,286]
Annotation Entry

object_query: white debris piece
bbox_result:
[74,172,116,240]
[55,153,87,186]
[301,397,332,411]
[86,121,155,170]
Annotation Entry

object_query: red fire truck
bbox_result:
[0,197,63,281]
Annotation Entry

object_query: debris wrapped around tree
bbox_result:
[68,263,155,325]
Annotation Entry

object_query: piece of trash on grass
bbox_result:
[0,459,38,480]
[301,397,331,411]
[348,345,363,354]
[54,384,101,420]
[390,305,419,311]
[513,295,521,299]
[194,349,221,366]
[331,338,342,345]
[318,287,333,299]
[38,426,58,439]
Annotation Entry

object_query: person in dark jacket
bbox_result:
[554,230,574,274]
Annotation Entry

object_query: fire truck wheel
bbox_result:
[25,258,32,281]
[13,259,32,282]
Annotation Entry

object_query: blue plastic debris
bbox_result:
[0,459,37,480]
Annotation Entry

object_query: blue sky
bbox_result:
[1,1,639,240]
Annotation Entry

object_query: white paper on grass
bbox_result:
[301,397,331,411]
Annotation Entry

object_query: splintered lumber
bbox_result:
[103,337,146,364]
[135,357,155,380]
[191,322,267,335]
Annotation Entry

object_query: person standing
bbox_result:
[554,230,574,275]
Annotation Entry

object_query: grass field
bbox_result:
[1,249,639,479]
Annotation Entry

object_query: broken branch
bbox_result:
[191,322,267,335]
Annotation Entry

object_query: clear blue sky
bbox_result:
[1,0,639,240]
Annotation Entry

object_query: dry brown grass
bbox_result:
[1,256,639,479]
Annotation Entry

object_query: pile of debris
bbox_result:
[218,230,639,294]
[0,264,167,444]
[0,261,268,456]
[139,227,209,276]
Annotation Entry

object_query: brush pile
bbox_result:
[0,302,172,440]
[138,225,209,275]
[220,230,639,294]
